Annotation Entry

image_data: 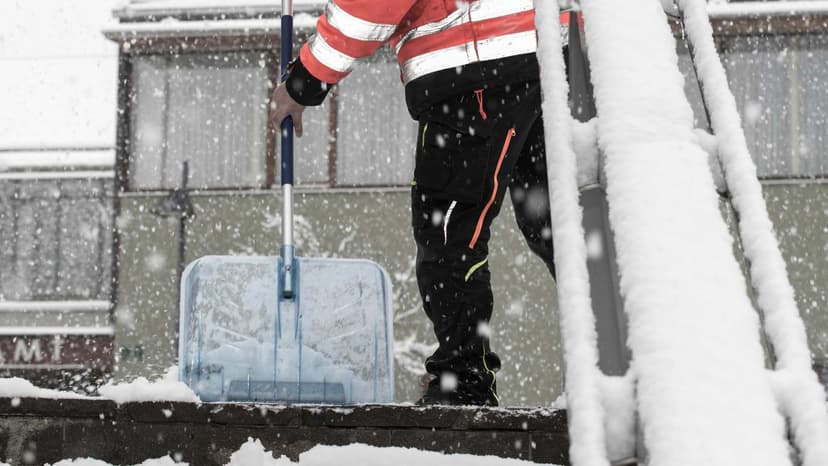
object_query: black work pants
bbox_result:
[411,80,555,396]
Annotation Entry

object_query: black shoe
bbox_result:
[415,373,499,407]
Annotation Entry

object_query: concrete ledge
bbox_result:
[0,398,569,465]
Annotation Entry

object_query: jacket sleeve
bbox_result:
[285,0,415,106]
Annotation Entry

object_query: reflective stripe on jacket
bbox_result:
[299,0,568,85]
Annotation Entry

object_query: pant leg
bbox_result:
[509,116,557,279]
[411,82,542,399]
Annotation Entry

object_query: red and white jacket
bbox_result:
[299,0,569,85]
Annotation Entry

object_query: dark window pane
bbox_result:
[336,49,416,186]
[723,34,828,178]
[0,177,113,301]
[130,52,270,189]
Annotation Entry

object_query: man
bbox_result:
[272,0,568,406]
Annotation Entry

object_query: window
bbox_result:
[335,51,417,186]
[129,51,271,190]
[0,176,114,301]
[723,34,828,178]
[126,46,418,190]
[677,33,828,179]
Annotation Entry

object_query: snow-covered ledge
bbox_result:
[102,16,317,40]
[708,1,828,18]
[0,397,568,465]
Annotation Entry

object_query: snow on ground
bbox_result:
[0,378,88,400]
[1,371,560,465]
[37,439,552,466]
[98,366,199,404]
[0,366,197,403]
[48,457,179,466]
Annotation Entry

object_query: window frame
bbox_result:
[0,171,115,303]
[120,39,281,193]
[670,14,828,181]
[117,33,417,193]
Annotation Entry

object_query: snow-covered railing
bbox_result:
[538,0,828,465]
[708,0,828,18]
[535,2,608,466]
[680,1,828,464]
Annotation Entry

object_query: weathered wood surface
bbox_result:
[0,398,569,465]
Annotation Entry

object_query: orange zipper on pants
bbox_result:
[468,128,517,249]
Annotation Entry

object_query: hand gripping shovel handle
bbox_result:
[280,0,296,299]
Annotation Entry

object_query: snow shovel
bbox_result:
[177,0,394,404]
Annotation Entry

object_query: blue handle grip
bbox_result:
[280,14,294,186]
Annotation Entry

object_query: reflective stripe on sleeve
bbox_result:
[309,33,357,73]
[326,2,399,42]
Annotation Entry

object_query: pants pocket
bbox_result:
[414,120,491,204]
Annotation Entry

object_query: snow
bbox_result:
[708,1,828,18]
[0,301,111,313]
[0,170,113,181]
[0,366,197,403]
[34,438,555,466]
[103,15,319,40]
[98,366,199,404]
[114,0,326,19]
[571,118,600,188]
[0,149,114,170]
[50,458,179,466]
[226,440,545,466]
[534,2,607,466]
[0,378,88,400]
[577,0,818,463]
[0,0,119,151]
[598,375,635,462]
[679,0,828,464]
[0,327,113,336]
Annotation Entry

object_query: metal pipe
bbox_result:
[280,0,296,299]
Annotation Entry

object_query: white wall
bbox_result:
[0,0,120,150]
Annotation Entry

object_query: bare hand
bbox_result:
[270,83,305,137]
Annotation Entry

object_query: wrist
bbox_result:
[285,56,331,106]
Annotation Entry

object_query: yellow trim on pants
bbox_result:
[464,257,488,282]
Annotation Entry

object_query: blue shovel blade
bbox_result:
[178,255,394,404]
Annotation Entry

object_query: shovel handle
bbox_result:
[280,0,294,187]
[280,0,296,299]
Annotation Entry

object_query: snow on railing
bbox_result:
[535,2,608,466]
[540,0,828,464]
[708,0,828,18]
[679,1,828,464]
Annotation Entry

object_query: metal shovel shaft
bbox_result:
[280,0,296,299]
